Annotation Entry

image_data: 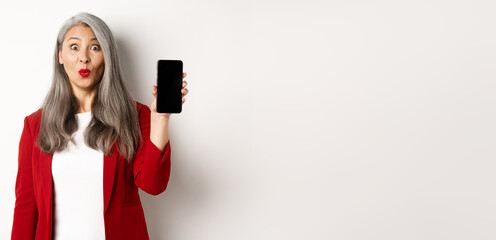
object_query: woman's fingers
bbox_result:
[182,73,188,88]
[181,88,189,96]
[181,73,187,105]
[181,73,189,98]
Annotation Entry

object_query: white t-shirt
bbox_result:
[51,111,105,239]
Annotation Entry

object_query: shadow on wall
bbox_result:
[137,129,213,238]
[114,37,145,102]
[116,37,211,238]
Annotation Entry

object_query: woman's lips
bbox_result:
[79,69,91,77]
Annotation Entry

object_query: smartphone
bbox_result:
[156,60,183,113]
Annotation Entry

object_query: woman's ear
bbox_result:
[58,50,63,65]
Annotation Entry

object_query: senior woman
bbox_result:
[11,12,188,240]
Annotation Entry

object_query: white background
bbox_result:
[1,0,496,239]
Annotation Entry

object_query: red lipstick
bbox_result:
[79,69,91,77]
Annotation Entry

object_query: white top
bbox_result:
[51,111,105,240]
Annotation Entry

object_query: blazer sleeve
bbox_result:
[133,104,172,195]
[12,117,38,239]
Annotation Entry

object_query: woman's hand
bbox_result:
[150,73,189,151]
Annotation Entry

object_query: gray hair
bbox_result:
[37,12,141,162]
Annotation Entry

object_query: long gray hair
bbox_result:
[37,12,141,162]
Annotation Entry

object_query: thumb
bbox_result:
[150,85,157,112]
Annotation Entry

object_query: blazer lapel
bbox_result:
[103,145,118,215]
[39,151,53,239]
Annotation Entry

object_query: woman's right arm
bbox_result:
[11,116,38,239]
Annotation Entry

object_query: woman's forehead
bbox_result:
[64,25,98,42]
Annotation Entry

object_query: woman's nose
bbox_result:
[79,56,89,63]
[79,50,90,63]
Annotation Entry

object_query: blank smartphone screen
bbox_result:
[156,60,183,113]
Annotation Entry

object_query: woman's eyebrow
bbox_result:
[67,37,98,41]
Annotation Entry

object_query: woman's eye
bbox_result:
[70,44,78,50]
[91,45,100,50]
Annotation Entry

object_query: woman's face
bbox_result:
[58,25,104,92]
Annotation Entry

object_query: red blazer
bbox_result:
[11,102,171,240]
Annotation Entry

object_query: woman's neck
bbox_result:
[72,87,97,113]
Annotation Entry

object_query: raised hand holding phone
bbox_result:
[150,59,188,151]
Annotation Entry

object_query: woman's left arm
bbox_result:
[133,73,188,195]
